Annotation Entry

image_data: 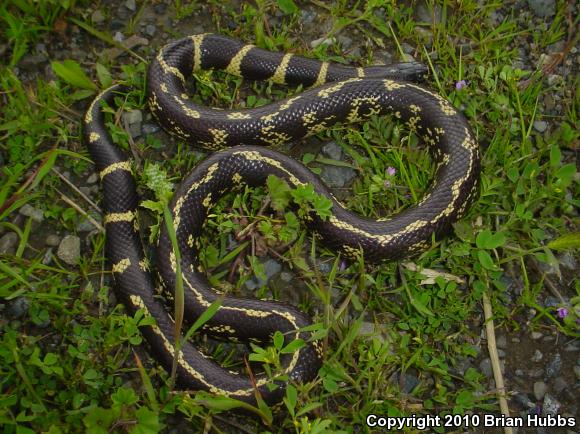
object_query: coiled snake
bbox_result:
[83,34,480,406]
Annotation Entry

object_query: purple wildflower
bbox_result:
[556,307,568,319]
[455,80,467,90]
[387,166,396,176]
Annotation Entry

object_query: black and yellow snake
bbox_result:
[83,34,480,406]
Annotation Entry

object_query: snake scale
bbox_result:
[83,34,480,406]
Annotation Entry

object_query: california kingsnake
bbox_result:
[83,34,480,406]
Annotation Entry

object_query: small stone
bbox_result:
[533,381,547,400]
[125,0,136,12]
[19,204,44,222]
[337,35,353,49]
[45,234,61,247]
[558,252,577,270]
[545,353,562,378]
[113,31,125,43]
[573,365,580,380]
[542,393,560,416]
[122,110,143,138]
[245,258,281,290]
[528,368,544,378]
[321,141,343,160]
[86,172,99,184]
[142,123,161,135]
[144,24,156,37]
[552,376,567,394]
[401,43,415,54]
[479,358,492,377]
[495,334,507,349]
[300,10,316,25]
[0,232,18,254]
[533,120,548,132]
[77,212,102,232]
[6,297,29,319]
[547,74,562,86]
[531,349,543,362]
[531,331,543,340]
[399,373,420,394]
[319,165,356,188]
[310,37,336,48]
[153,3,167,14]
[513,393,534,409]
[527,0,555,18]
[91,9,105,24]
[515,369,524,376]
[279,271,293,282]
[414,1,442,24]
[57,235,81,265]
[511,337,521,343]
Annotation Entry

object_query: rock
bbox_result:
[319,165,356,188]
[153,3,167,14]
[6,297,29,318]
[531,331,543,340]
[414,1,442,24]
[310,37,336,48]
[573,365,580,380]
[18,54,47,70]
[542,393,560,416]
[91,9,105,24]
[45,234,61,247]
[245,258,281,290]
[495,334,507,349]
[533,120,548,132]
[552,376,567,394]
[142,123,161,135]
[513,393,535,409]
[86,172,99,184]
[300,10,317,25]
[321,141,343,160]
[57,235,81,265]
[77,211,102,232]
[528,368,544,378]
[545,353,562,378]
[401,43,415,54]
[527,0,555,18]
[531,349,543,362]
[19,204,44,222]
[399,373,420,394]
[547,74,563,86]
[479,358,492,377]
[558,252,577,270]
[144,24,156,37]
[0,232,18,255]
[125,0,136,12]
[533,381,547,400]
[123,109,143,138]
[337,35,352,49]
[113,31,125,43]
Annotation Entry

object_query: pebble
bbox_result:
[533,120,548,132]
[527,0,555,18]
[153,3,167,14]
[321,141,343,161]
[310,37,336,48]
[123,109,143,138]
[45,234,61,247]
[414,1,442,24]
[113,31,125,43]
[547,74,563,86]
[337,35,353,49]
[0,232,18,255]
[513,393,535,409]
[319,165,356,188]
[479,358,492,377]
[245,258,282,290]
[144,24,157,37]
[19,204,44,222]
[495,334,507,349]
[558,252,577,270]
[401,43,415,54]
[542,393,560,416]
[574,365,580,380]
[86,172,99,184]
[531,349,543,362]
[399,373,420,394]
[6,297,29,319]
[545,353,562,378]
[125,0,136,12]
[531,331,543,340]
[57,235,81,265]
[77,211,102,232]
[528,368,544,378]
[552,376,567,394]
[300,10,317,25]
[142,123,161,135]
[91,9,105,24]
[533,381,547,400]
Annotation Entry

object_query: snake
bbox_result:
[83,34,480,406]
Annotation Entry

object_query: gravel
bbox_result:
[57,235,81,265]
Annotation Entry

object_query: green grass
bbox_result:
[1,0,579,433]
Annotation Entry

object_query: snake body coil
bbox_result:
[83,34,480,405]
